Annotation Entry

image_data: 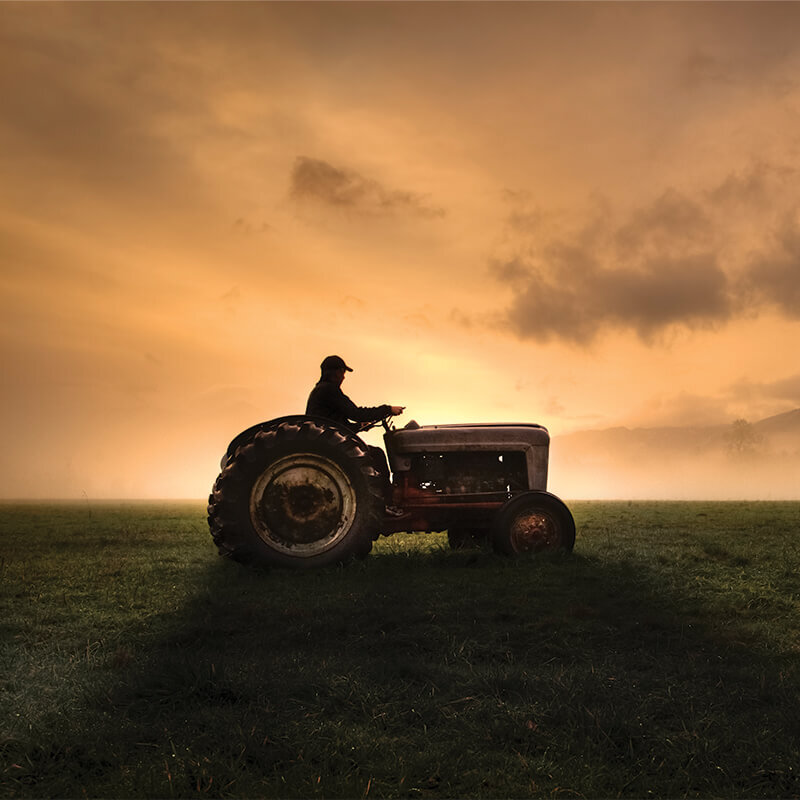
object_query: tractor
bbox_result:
[207,414,575,569]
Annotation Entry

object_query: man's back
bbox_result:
[306,379,351,427]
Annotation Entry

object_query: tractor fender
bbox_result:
[220,415,365,469]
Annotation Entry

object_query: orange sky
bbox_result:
[2,2,800,499]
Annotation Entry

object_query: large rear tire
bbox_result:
[208,419,384,568]
[492,491,575,556]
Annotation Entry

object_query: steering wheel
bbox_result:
[355,413,396,434]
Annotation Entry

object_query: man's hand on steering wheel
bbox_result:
[357,407,404,433]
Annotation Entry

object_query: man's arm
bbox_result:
[338,390,391,423]
[308,382,402,425]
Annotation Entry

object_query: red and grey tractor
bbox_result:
[207,414,575,569]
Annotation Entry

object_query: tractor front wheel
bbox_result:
[492,491,575,556]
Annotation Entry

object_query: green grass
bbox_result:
[2,501,800,798]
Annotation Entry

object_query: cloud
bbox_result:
[729,374,800,406]
[766,374,800,404]
[745,211,800,317]
[489,164,800,345]
[615,189,711,256]
[498,251,730,345]
[706,162,796,209]
[232,218,271,236]
[490,257,531,284]
[676,9,800,95]
[289,157,445,219]
[678,50,734,90]
[0,12,189,197]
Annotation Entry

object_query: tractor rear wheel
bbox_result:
[492,491,575,556]
[208,419,384,568]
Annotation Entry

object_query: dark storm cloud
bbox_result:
[615,190,711,255]
[490,158,800,345]
[490,178,800,344]
[492,187,733,344]
[745,212,800,317]
[289,157,445,219]
[499,251,730,345]
[490,257,531,285]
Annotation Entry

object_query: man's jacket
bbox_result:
[305,380,390,432]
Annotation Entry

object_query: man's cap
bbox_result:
[321,355,353,372]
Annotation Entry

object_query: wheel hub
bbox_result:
[509,510,558,552]
[250,454,355,554]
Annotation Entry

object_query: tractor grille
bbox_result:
[410,451,528,495]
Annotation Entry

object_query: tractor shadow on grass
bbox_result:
[85,543,800,798]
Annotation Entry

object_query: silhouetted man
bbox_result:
[306,354,404,513]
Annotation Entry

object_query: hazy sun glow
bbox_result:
[2,2,800,499]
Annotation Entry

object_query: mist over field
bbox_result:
[551,408,800,500]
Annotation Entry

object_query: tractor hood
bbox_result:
[389,422,549,451]
[386,422,550,491]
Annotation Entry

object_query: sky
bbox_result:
[2,2,800,499]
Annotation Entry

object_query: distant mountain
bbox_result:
[755,407,800,432]
[555,408,800,455]
[753,408,800,450]
[549,408,800,499]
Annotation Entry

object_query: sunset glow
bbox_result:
[2,2,800,499]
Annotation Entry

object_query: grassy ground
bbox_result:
[1,500,800,798]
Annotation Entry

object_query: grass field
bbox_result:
[1,501,800,798]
